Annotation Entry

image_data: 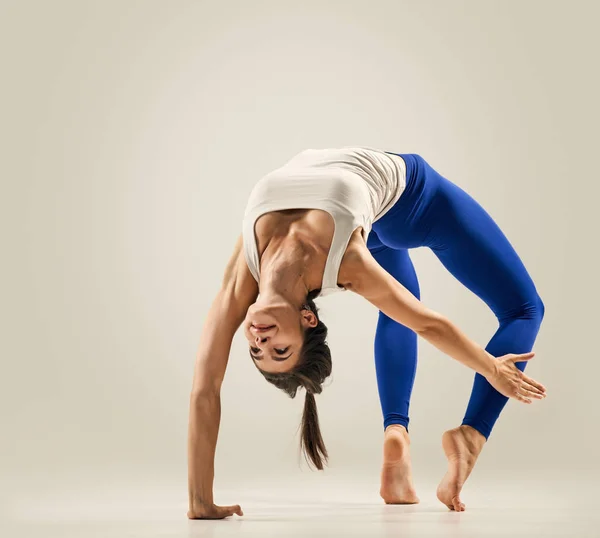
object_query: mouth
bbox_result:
[252,323,275,332]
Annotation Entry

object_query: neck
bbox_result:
[258,234,314,307]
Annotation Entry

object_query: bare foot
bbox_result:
[379,425,419,504]
[436,425,486,512]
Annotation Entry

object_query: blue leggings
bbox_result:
[368,153,545,440]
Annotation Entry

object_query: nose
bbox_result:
[255,335,269,346]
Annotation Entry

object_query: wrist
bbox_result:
[481,351,498,379]
[189,493,213,510]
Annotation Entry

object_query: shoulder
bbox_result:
[221,234,259,306]
[337,228,378,293]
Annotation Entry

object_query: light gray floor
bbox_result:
[4,473,598,537]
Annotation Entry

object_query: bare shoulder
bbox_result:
[337,228,376,292]
[221,234,259,307]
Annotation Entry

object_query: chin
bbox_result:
[246,303,278,327]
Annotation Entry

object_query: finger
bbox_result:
[522,374,546,393]
[221,505,243,517]
[213,507,233,519]
[451,496,465,512]
[519,385,544,399]
[511,351,535,363]
[514,391,532,404]
[521,379,546,397]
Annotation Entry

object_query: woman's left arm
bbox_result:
[340,241,546,403]
[187,234,258,519]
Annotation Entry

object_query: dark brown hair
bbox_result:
[254,289,332,470]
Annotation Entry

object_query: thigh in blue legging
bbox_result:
[368,153,545,439]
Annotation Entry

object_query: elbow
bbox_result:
[415,312,449,338]
[190,385,220,404]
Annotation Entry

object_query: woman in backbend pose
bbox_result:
[187,148,547,518]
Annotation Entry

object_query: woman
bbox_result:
[187,148,546,518]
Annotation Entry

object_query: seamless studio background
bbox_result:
[1,1,599,536]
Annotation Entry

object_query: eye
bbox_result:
[274,347,289,355]
[250,346,261,354]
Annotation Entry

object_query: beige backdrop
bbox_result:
[2,0,599,519]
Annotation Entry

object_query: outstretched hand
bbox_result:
[486,351,547,403]
[187,503,244,520]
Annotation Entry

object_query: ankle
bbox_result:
[383,425,411,464]
[385,424,409,437]
[385,425,410,444]
[457,425,486,453]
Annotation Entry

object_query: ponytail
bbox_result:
[300,390,328,470]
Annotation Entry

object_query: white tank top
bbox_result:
[242,146,407,297]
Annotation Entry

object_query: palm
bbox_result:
[488,352,546,403]
[187,503,243,520]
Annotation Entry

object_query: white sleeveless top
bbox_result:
[242,146,407,297]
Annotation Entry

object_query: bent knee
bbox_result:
[536,294,545,321]
[524,294,545,324]
[499,293,545,324]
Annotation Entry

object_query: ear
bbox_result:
[300,309,318,328]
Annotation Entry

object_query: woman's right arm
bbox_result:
[187,235,258,519]
[341,242,546,403]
